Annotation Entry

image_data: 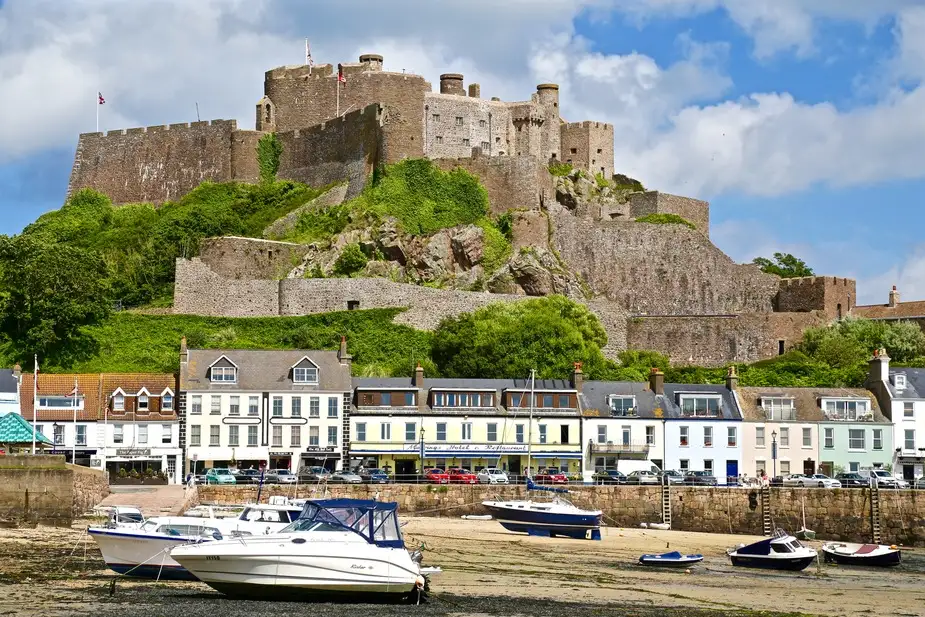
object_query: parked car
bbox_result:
[859,468,908,489]
[298,466,332,482]
[593,470,626,485]
[534,467,568,484]
[423,468,450,484]
[205,468,236,485]
[769,475,784,487]
[270,469,298,484]
[233,469,262,484]
[625,470,660,485]
[660,469,685,485]
[683,471,717,486]
[358,468,391,484]
[834,472,866,488]
[782,474,808,487]
[477,468,509,484]
[915,476,925,490]
[800,473,842,488]
[448,468,478,484]
[329,471,363,484]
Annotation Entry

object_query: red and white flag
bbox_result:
[68,378,79,397]
[98,92,106,105]
[337,65,346,84]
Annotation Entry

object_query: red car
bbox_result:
[448,467,477,484]
[534,467,568,484]
[423,468,450,484]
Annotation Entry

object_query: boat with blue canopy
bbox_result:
[727,529,817,571]
[638,551,704,567]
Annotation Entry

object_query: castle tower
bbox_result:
[255,95,276,132]
[440,73,466,96]
[358,54,383,71]
[536,84,561,162]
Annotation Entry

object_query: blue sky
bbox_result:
[0,0,923,304]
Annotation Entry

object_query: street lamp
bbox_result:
[771,430,778,478]
[419,426,425,480]
[52,422,60,452]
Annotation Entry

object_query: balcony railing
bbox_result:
[589,442,650,458]
[763,408,795,421]
[824,411,874,422]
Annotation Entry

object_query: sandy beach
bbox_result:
[2,516,924,617]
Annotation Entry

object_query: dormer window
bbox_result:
[162,393,174,411]
[761,397,795,421]
[138,394,149,411]
[291,357,320,384]
[607,396,636,416]
[113,394,125,411]
[211,367,237,383]
[678,394,721,417]
[822,398,871,421]
[895,374,907,389]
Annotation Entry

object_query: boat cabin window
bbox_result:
[155,524,221,538]
[373,509,401,543]
[113,511,144,523]
[770,542,794,553]
[241,507,289,523]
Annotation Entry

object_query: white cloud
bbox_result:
[859,246,925,305]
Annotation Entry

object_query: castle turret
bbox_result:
[468,83,481,99]
[536,84,561,161]
[359,54,383,71]
[440,73,466,96]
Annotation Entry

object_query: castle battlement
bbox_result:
[780,276,854,287]
[563,121,614,131]
[85,119,238,139]
[283,103,382,140]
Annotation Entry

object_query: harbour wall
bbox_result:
[0,455,109,526]
[198,484,925,547]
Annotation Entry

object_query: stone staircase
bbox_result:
[870,481,882,544]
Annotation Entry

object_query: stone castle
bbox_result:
[67,53,860,366]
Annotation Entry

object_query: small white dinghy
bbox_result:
[821,542,902,567]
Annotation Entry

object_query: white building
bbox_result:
[866,350,925,482]
[179,340,354,475]
[0,367,20,416]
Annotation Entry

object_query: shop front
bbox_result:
[49,447,97,467]
[103,447,183,483]
[298,445,340,473]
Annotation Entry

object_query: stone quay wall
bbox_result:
[0,455,109,525]
[197,484,925,546]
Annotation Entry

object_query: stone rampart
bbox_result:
[173,258,282,317]
[776,276,857,321]
[198,236,307,280]
[550,205,780,316]
[627,191,710,236]
[433,154,553,215]
[67,120,246,204]
[70,464,110,516]
[626,311,827,366]
[196,484,925,546]
[0,455,108,525]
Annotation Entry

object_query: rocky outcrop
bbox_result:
[488,247,586,298]
[554,168,639,221]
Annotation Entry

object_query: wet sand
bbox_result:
[2,516,925,617]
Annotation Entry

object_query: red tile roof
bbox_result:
[19,373,176,421]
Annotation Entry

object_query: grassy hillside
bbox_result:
[0,309,433,376]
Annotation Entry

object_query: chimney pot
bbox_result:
[337,336,353,367]
[889,285,900,307]
[648,367,664,395]
[725,365,738,391]
[571,361,584,393]
[413,363,425,388]
[12,364,21,379]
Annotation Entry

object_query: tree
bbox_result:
[752,252,814,278]
[431,296,614,379]
[0,236,112,367]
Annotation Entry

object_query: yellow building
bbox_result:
[348,367,584,479]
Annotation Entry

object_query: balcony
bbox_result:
[823,411,873,422]
[589,441,650,459]
[763,407,795,422]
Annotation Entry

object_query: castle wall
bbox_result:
[67,120,240,204]
[777,276,856,321]
[423,93,514,159]
[560,121,614,178]
[230,130,264,184]
[173,258,283,317]
[432,155,553,215]
[550,205,779,316]
[276,103,385,198]
[626,311,828,366]
[627,191,710,237]
[197,236,308,280]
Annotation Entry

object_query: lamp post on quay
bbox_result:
[772,430,778,478]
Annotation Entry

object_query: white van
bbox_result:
[858,468,909,489]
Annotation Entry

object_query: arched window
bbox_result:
[265,103,272,123]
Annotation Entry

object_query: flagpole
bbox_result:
[336,73,340,117]
[72,377,78,465]
[32,355,37,454]
[96,95,99,133]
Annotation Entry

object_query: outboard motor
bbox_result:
[410,549,424,564]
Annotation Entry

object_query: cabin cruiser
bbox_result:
[727,529,817,571]
[171,498,438,602]
[88,502,303,579]
[482,479,602,539]
[94,505,146,529]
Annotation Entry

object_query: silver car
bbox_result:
[270,469,298,484]
[329,471,363,484]
[477,468,509,484]
[626,470,660,485]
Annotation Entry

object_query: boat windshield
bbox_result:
[771,542,794,553]
[239,507,293,523]
[281,499,404,548]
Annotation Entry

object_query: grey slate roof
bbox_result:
[181,349,352,392]
[887,368,925,400]
[0,369,17,394]
[661,383,742,420]
[579,381,660,418]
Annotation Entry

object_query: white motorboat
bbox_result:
[727,529,818,571]
[482,481,603,539]
[93,505,146,529]
[88,502,303,579]
[822,542,902,567]
[171,498,437,602]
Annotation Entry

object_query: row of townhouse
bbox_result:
[4,343,924,485]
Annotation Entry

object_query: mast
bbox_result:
[526,369,535,479]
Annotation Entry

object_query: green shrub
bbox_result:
[288,202,352,244]
[476,218,512,275]
[256,133,283,183]
[495,212,513,241]
[548,162,574,177]
[634,213,696,229]
[332,244,368,276]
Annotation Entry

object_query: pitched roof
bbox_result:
[854,301,925,320]
[661,383,742,420]
[735,386,886,422]
[19,373,176,421]
[886,368,925,400]
[0,369,17,394]
[579,381,660,418]
[0,413,52,445]
[182,349,352,392]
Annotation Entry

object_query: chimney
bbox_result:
[12,364,21,379]
[868,347,890,384]
[571,361,584,393]
[179,336,188,364]
[337,336,353,368]
[725,365,738,391]
[648,368,664,395]
[413,363,425,388]
[468,83,481,98]
[889,285,900,307]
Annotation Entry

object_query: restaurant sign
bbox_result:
[399,443,529,454]
[116,448,151,457]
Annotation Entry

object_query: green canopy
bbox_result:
[0,413,52,446]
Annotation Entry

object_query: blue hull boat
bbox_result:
[482,480,602,540]
[639,551,703,567]
[728,530,818,571]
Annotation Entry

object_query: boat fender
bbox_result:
[415,575,425,589]
[890,545,898,550]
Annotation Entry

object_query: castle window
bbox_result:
[601,167,605,174]
[479,120,486,128]
[567,159,572,163]
[455,116,463,126]
[778,340,785,355]
[265,104,272,123]
[435,136,443,144]
[551,153,557,159]
[462,138,470,146]
[495,137,501,143]
[432,113,440,121]
[570,148,577,154]
[481,141,490,150]
[347,300,360,311]
[597,148,602,154]
[592,159,596,165]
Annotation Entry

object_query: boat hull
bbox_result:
[729,554,816,571]
[822,547,902,567]
[482,501,602,539]
[88,528,202,580]
[639,557,703,568]
[171,534,422,601]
